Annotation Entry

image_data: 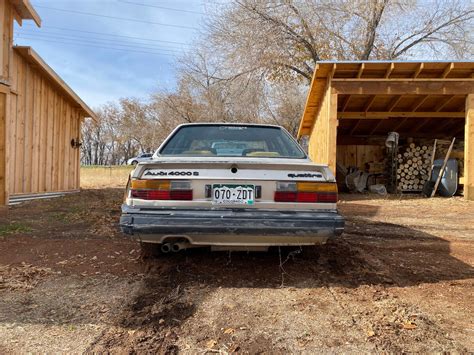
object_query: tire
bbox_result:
[131,160,138,166]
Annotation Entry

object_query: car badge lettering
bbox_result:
[288,173,322,178]
[145,171,199,176]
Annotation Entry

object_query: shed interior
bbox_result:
[298,61,474,198]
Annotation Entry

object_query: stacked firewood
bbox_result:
[396,143,433,191]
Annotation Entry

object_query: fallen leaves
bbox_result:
[402,321,417,330]
[0,263,55,291]
[206,339,218,349]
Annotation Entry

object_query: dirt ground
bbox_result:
[0,189,473,353]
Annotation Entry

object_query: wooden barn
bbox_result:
[298,61,474,200]
[1,0,96,206]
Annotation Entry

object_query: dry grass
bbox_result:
[80,166,133,188]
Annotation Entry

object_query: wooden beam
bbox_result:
[413,63,424,78]
[332,78,473,82]
[384,63,394,78]
[356,63,365,78]
[434,118,456,133]
[447,124,465,138]
[446,120,465,135]
[340,95,351,112]
[363,95,376,112]
[392,117,408,131]
[0,92,7,206]
[411,95,430,112]
[329,63,337,79]
[297,63,319,138]
[441,63,454,78]
[307,87,337,174]
[387,95,402,111]
[328,93,338,173]
[1,1,14,85]
[434,95,455,112]
[11,0,42,26]
[332,80,474,95]
[465,94,474,200]
[453,126,465,137]
[410,119,431,133]
[338,112,465,119]
[369,119,384,135]
[349,119,362,135]
[340,132,456,140]
[337,135,387,145]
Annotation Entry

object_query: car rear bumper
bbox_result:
[120,205,345,246]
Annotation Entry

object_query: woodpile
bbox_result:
[396,143,433,191]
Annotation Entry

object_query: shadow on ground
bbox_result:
[87,206,473,353]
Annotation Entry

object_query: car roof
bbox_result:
[175,122,283,129]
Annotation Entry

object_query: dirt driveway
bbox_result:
[0,189,473,353]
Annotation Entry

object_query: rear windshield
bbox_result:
[159,125,306,159]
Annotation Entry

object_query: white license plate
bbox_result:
[212,184,255,205]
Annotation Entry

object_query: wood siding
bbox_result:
[465,94,474,200]
[7,49,82,195]
[0,91,7,204]
[0,0,14,83]
[308,86,338,173]
[336,145,385,170]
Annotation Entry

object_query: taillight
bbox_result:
[274,182,338,203]
[130,180,192,200]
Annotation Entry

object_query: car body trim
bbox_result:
[120,206,344,246]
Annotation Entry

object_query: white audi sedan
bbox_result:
[120,123,344,254]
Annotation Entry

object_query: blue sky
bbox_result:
[14,0,208,109]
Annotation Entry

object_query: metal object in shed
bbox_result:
[385,132,399,193]
[430,159,458,197]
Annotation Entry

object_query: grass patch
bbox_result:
[48,212,69,222]
[0,222,32,236]
[81,165,133,188]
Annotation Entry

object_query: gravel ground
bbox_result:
[0,189,472,353]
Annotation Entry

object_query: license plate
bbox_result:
[212,184,254,205]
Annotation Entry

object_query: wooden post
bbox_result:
[0,91,7,206]
[465,94,474,201]
[307,83,338,175]
[328,91,338,174]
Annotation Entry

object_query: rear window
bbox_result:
[159,125,306,159]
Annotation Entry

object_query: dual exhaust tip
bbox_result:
[160,242,196,253]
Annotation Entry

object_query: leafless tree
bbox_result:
[81,99,161,165]
[81,0,473,165]
[207,0,473,82]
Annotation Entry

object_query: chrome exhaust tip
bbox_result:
[171,243,182,252]
[171,242,200,252]
[161,243,172,253]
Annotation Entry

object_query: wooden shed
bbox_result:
[1,0,97,206]
[298,61,474,200]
